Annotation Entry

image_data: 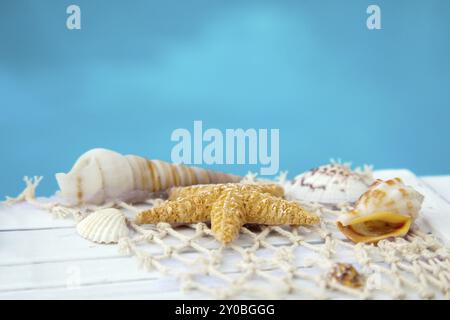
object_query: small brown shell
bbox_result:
[328,263,365,289]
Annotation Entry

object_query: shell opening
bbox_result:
[337,211,412,244]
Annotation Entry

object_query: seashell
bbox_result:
[336,178,424,244]
[56,148,241,205]
[76,208,129,243]
[328,263,364,288]
[289,163,373,205]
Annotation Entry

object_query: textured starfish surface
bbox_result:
[135,183,320,244]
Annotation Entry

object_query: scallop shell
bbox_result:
[337,178,424,244]
[76,208,129,243]
[56,148,241,205]
[289,163,373,205]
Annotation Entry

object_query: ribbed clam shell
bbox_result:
[289,164,373,204]
[76,208,129,244]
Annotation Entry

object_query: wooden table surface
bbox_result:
[0,172,449,300]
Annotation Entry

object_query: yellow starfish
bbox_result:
[135,183,320,244]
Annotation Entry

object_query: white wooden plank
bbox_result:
[0,201,74,230]
[0,224,333,266]
[0,256,151,292]
[0,228,119,265]
[0,236,442,299]
[1,242,351,292]
[0,278,181,300]
[0,264,352,300]
[0,262,433,300]
[421,175,450,203]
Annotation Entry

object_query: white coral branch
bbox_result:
[2,176,43,205]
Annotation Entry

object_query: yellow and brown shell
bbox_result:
[336,178,424,244]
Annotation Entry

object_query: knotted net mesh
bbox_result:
[3,174,450,299]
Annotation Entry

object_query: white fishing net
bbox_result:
[4,174,450,299]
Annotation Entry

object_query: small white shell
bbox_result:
[76,208,129,244]
[288,163,373,205]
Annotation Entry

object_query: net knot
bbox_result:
[117,237,133,255]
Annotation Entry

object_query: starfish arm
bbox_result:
[135,196,211,225]
[168,184,223,201]
[169,183,284,201]
[239,183,285,198]
[210,192,245,244]
[245,191,319,225]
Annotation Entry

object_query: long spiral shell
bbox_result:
[56,148,241,205]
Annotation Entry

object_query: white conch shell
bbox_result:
[288,163,373,205]
[56,148,241,205]
[337,178,424,244]
[76,208,129,244]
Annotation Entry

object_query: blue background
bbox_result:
[1,0,449,197]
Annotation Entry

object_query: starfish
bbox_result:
[135,183,320,244]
